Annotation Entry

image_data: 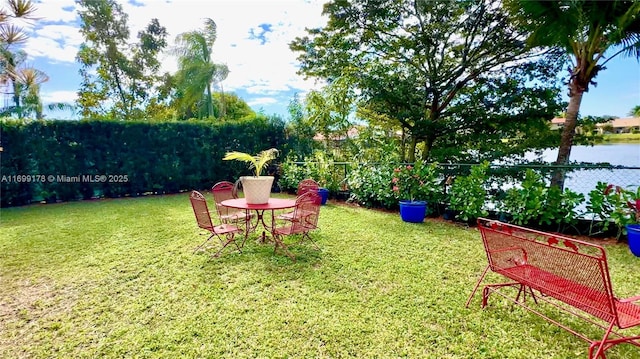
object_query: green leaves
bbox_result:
[76,0,168,120]
[223,148,279,177]
[448,162,490,222]
[292,0,561,163]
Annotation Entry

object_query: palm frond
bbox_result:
[7,0,38,20]
[0,24,28,45]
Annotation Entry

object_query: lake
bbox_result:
[523,143,639,218]
[527,143,640,167]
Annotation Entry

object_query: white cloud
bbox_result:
[42,90,77,104]
[28,0,328,114]
[33,0,78,23]
[248,97,278,106]
[25,24,83,63]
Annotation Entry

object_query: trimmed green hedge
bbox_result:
[1,117,289,207]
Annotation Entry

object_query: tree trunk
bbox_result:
[206,84,214,118]
[422,137,434,161]
[407,137,417,163]
[219,82,226,117]
[551,84,585,189]
[400,127,407,162]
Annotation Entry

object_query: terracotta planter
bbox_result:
[240,176,274,204]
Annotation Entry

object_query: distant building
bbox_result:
[550,117,640,134]
[313,127,360,142]
[595,117,640,134]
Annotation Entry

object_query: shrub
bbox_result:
[347,162,398,209]
[587,182,640,239]
[499,169,584,229]
[278,151,343,194]
[448,162,490,222]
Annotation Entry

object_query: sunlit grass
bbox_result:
[1,193,639,358]
[604,133,640,143]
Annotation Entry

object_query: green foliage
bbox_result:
[0,1,48,120]
[171,18,228,120]
[500,169,585,228]
[0,116,287,206]
[587,182,640,239]
[291,0,562,162]
[448,162,490,222]
[278,151,345,194]
[391,162,441,204]
[76,0,168,120]
[223,148,279,177]
[347,162,398,209]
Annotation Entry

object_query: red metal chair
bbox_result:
[278,178,320,221]
[273,191,322,260]
[297,178,320,196]
[189,190,243,257]
[211,181,253,227]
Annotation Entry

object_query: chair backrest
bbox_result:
[297,178,320,196]
[211,181,237,218]
[290,191,322,232]
[477,217,618,325]
[190,191,215,231]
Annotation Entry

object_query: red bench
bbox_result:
[466,218,640,358]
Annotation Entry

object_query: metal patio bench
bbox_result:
[466,218,640,358]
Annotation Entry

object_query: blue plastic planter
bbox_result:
[399,200,427,223]
[626,224,640,257]
[318,188,329,205]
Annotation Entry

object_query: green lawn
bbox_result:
[1,193,639,358]
[604,133,640,143]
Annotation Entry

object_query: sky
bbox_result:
[11,0,640,120]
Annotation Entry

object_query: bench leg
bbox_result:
[589,321,615,359]
[515,284,539,305]
[465,265,490,308]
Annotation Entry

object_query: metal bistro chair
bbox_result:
[273,191,322,260]
[211,181,253,229]
[189,190,243,258]
[278,178,320,221]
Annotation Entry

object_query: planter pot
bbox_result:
[318,188,329,205]
[240,176,274,204]
[626,224,640,257]
[399,200,427,223]
[443,208,458,221]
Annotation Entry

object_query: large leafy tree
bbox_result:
[76,0,167,120]
[172,18,228,119]
[506,0,640,186]
[291,0,562,162]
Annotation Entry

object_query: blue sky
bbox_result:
[13,0,640,120]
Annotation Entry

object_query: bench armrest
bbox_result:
[620,295,640,303]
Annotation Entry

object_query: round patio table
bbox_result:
[221,198,296,243]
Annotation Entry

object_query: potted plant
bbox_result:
[223,148,279,204]
[392,163,432,223]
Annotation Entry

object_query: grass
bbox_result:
[1,193,639,358]
[603,133,640,143]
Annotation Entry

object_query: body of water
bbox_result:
[527,143,640,167]
[523,143,639,218]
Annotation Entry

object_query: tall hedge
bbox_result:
[0,117,289,207]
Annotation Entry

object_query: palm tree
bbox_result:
[507,0,640,187]
[629,105,640,117]
[0,0,39,113]
[173,18,228,119]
